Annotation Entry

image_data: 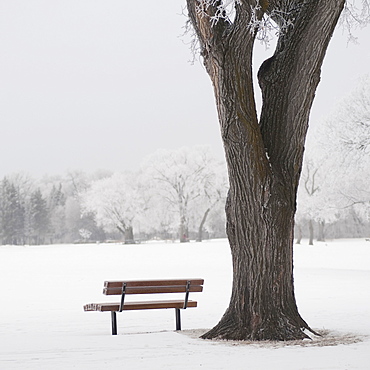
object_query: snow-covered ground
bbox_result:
[0,238,369,369]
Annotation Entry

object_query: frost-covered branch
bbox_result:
[302,161,320,196]
[248,1,294,44]
[341,0,370,41]
[185,0,370,56]
[335,75,370,156]
[194,0,235,26]
[141,146,227,241]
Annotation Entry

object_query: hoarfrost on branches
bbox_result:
[192,0,293,44]
[341,0,370,41]
[80,172,147,241]
[248,3,294,44]
[140,146,227,242]
[297,74,370,236]
[195,0,239,25]
[185,0,370,52]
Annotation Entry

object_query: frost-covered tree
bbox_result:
[3,173,35,245]
[328,75,370,160]
[295,75,370,243]
[81,172,145,243]
[141,146,225,242]
[66,170,91,201]
[296,160,321,245]
[28,188,49,245]
[190,160,228,242]
[308,75,370,224]
[185,0,369,340]
[0,178,25,245]
[63,170,112,242]
[46,183,67,243]
[296,158,340,244]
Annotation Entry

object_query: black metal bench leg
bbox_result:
[175,308,181,330]
[111,311,117,335]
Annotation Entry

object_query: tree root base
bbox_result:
[200,318,320,342]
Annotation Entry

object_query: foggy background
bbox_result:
[1,0,369,178]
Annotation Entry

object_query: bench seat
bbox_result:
[84,299,197,312]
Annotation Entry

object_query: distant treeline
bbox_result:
[0,147,228,245]
[1,143,369,246]
[0,175,105,245]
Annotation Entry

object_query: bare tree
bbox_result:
[299,160,320,245]
[142,146,223,242]
[191,159,228,242]
[185,0,359,340]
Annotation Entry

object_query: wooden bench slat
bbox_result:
[103,285,203,295]
[84,300,198,312]
[104,279,204,288]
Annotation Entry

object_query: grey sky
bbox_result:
[1,1,369,178]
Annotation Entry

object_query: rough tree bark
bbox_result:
[187,0,345,340]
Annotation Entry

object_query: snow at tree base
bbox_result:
[0,239,369,369]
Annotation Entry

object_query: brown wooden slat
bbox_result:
[103,285,203,295]
[104,279,204,288]
[84,300,197,312]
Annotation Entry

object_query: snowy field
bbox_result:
[1,238,369,369]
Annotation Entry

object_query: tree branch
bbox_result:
[258,0,346,187]
[186,0,230,55]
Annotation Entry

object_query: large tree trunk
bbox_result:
[187,0,345,340]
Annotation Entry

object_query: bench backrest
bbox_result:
[103,279,204,295]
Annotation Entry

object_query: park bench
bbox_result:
[84,279,204,335]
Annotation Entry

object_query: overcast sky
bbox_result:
[1,1,369,178]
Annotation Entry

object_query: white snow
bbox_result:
[1,238,369,369]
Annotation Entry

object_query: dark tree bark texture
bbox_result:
[187,0,345,340]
